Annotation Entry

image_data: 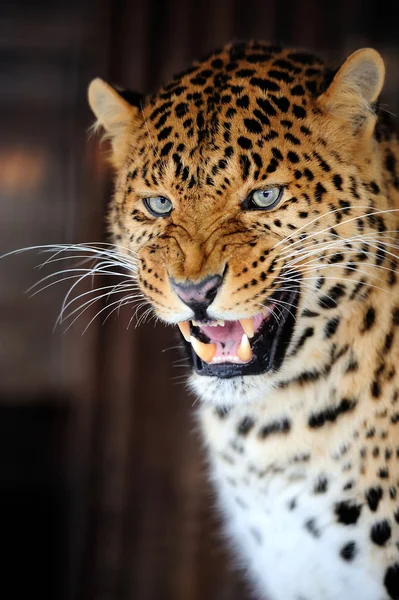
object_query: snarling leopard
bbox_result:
[88,41,399,600]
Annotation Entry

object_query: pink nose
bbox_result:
[171,275,223,311]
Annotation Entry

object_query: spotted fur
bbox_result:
[89,42,399,600]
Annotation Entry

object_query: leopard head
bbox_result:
[88,42,393,405]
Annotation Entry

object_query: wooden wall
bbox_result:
[1,1,399,598]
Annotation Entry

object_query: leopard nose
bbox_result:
[171,274,223,314]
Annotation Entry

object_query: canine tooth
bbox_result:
[218,320,225,326]
[237,334,253,362]
[239,317,255,338]
[190,336,217,363]
[178,321,191,342]
[192,320,201,327]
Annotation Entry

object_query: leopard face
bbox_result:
[88,42,394,405]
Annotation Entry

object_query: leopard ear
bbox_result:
[317,48,385,137]
[88,78,144,167]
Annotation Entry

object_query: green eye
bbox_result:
[246,187,282,210]
[143,196,173,217]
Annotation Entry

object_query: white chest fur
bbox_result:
[214,467,384,600]
[199,401,389,600]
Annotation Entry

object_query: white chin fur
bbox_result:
[188,371,277,406]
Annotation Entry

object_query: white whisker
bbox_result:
[274,208,399,254]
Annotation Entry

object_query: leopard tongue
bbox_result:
[199,318,256,344]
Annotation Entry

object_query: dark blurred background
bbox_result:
[1,1,399,599]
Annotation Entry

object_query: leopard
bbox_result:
[88,41,399,600]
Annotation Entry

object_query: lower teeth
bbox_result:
[211,355,242,363]
[236,333,252,361]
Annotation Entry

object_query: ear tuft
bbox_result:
[318,48,385,134]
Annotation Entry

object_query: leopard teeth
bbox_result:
[177,321,191,342]
[211,319,225,327]
[191,319,225,327]
[190,336,217,363]
[237,334,253,362]
[239,317,255,338]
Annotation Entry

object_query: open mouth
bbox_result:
[177,285,299,379]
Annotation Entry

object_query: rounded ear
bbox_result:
[317,48,385,136]
[88,78,143,166]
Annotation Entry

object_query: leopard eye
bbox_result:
[143,196,173,217]
[245,187,283,210]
